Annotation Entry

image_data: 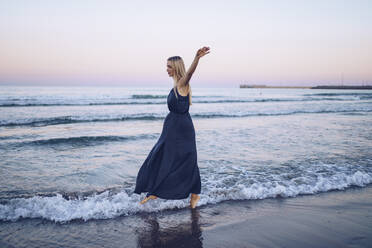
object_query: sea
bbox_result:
[0,85,371,223]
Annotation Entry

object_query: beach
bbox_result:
[1,185,371,247]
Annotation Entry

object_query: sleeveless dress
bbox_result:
[134,87,201,199]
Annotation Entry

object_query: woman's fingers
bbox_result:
[198,46,209,52]
[196,46,210,58]
[200,48,210,57]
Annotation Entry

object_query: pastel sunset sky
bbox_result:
[0,0,371,87]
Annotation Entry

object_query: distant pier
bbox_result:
[240,84,372,90]
[310,85,372,90]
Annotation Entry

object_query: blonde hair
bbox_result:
[167,56,192,105]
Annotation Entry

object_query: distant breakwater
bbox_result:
[239,84,372,89]
[311,85,372,90]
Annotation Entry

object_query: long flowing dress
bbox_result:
[134,86,201,199]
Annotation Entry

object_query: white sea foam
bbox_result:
[1,170,371,223]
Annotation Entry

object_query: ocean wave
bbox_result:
[2,109,372,127]
[194,97,362,103]
[303,92,372,98]
[131,94,167,99]
[4,134,158,148]
[0,115,164,127]
[191,109,372,118]
[0,167,371,223]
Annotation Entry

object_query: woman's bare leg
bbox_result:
[190,193,200,208]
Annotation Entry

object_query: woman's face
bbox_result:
[167,61,174,77]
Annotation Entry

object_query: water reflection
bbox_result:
[137,209,203,248]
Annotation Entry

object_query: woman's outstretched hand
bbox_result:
[196,46,210,59]
[183,46,209,83]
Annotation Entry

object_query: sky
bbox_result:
[0,0,371,87]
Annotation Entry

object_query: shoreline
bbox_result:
[1,185,371,247]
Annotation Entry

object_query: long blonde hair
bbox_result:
[167,56,192,105]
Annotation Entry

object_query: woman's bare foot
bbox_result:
[190,193,200,209]
[140,195,158,204]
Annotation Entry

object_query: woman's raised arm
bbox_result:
[178,46,210,87]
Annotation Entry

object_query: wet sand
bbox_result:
[1,186,372,248]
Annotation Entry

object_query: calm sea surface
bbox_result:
[0,86,371,222]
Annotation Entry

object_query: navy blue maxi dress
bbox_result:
[134,87,201,199]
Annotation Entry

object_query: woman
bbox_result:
[134,46,210,208]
